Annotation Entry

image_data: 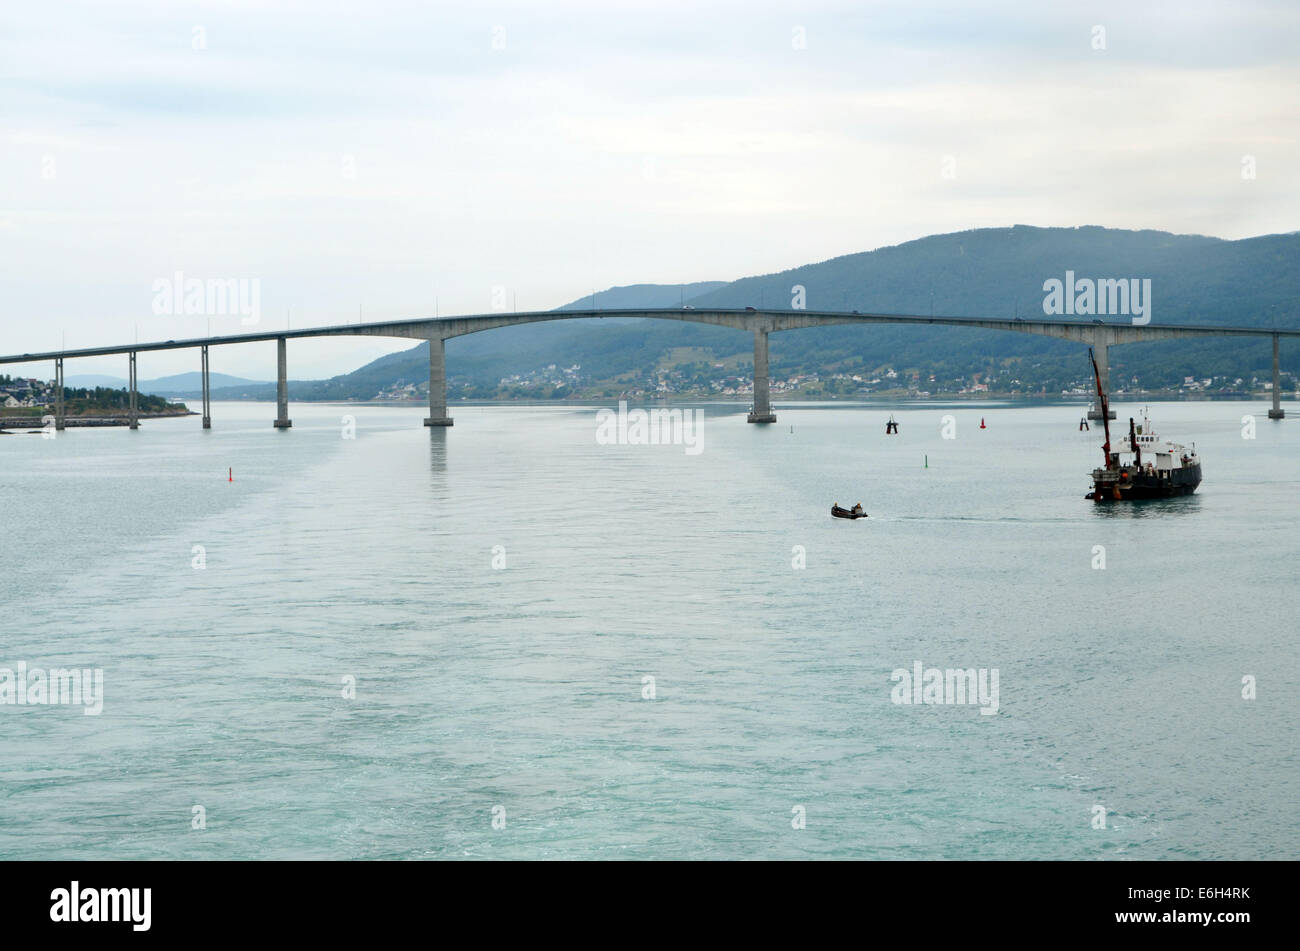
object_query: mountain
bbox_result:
[69,371,265,395]
[210,227,1300,401]
[142,371,267,395]
[208,282,728,401]
[664,226,1300,391]
[66,374,130,387]
[558,281,729,311]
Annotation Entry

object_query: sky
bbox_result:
[3,0,1298,380]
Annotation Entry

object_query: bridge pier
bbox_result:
[200,344,211,428]
[747,329,776,423]
[273,337,292,428]
[128,351,139,430]
[423,336,453,426]
[54,356,65,431]
[1087,342,1116,420]
[1268,333,1284,419]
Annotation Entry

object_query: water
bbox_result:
[1,399,1296,860]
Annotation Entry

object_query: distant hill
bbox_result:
[668,226,1300,389]
[208,282,728,401]
[143,371,267,396]
[210,227,1300,401]
[70,371,266,396]
[558,281,729,311]
[66,373,132,388]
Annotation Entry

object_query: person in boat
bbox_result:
[852,502,863,514]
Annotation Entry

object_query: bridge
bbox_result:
[1,308,1295,430]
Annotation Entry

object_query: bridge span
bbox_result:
[1,308,1295,430]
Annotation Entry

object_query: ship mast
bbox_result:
[1089,348,1111,467]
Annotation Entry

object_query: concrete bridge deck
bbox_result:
[2,308,1294,430]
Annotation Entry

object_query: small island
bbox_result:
[0,375,193,430]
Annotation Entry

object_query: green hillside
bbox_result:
[210,227,1300,402]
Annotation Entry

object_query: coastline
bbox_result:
[0,409,197,432]
[283,392,1292,408]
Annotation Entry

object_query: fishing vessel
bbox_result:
[831,503,868,520]
[1084,349,1202,501]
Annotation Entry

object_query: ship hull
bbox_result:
[1087,464,1202,501]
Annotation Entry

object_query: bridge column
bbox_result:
[128,351,139,430]
[747,329,776,423]
[1268,333,1284,419]
[201,344,211,428]
[1087,341,1116,420]
[54,356,65,431]
[423,336,453,426]
[273,337,292,429]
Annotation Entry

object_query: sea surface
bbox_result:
[1,399,1296,860]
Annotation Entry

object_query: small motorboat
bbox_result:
[831,503,868,520]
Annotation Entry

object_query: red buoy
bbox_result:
[979,418,986,429]
[228,467,233,482]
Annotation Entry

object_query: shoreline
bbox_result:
[246,393,1291,408]
[2,394,1288,429]
[0,410,196,431]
